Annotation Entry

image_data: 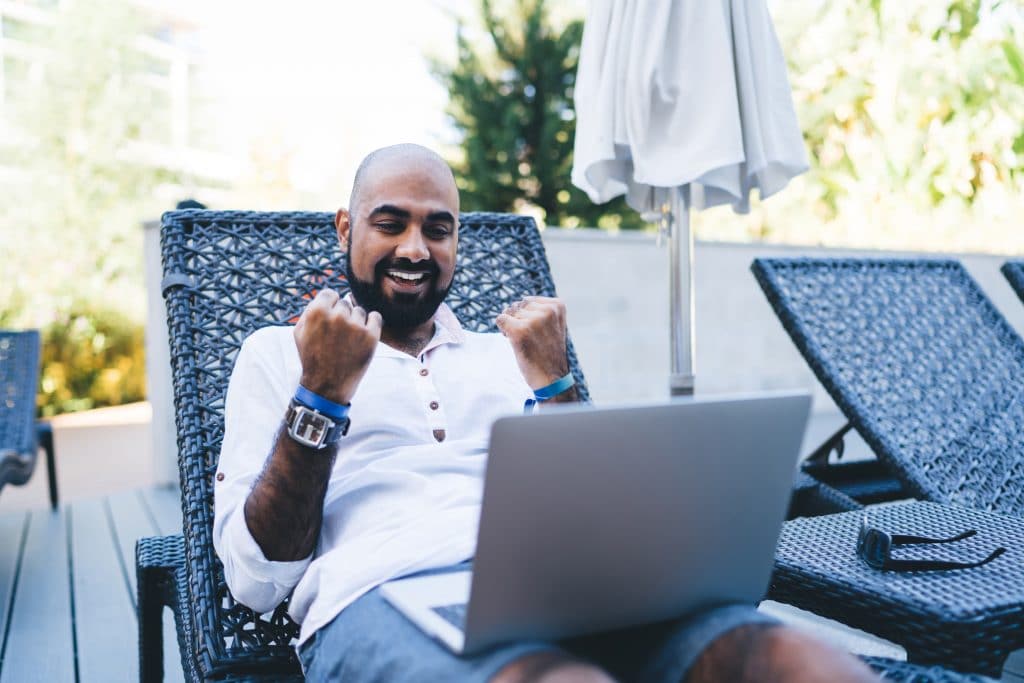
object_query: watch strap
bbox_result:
[294,385,350,421]
[285,400,350,450]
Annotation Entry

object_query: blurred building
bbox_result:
[0,0,238,203]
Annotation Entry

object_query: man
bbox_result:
[214,143,876,682]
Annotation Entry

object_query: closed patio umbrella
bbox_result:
[572,0,808,395]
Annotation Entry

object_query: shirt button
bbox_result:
[419,368,429,377]
[429,401,439,410]
[216,472,225,482]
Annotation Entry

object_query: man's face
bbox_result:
[337,160,459,331]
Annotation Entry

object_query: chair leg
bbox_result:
[36,422,58,510]
[137,565,166,682]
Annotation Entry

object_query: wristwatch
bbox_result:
[285,399,350,450]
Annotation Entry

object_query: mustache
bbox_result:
[374,258,440,277]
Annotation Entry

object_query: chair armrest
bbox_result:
[137,534,185,600]
[136,535,188,682]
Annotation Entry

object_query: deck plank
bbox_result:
[0,511,28,672]
[70,498,137,682]
[140,485,183,537]
[107,490,158,602]
[109,489,186,683]
[0,509,75,683]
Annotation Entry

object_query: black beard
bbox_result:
[345,254,451,331]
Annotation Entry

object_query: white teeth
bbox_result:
[388,270,427,283]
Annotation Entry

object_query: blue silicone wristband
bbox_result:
[524,372,576,412]
[294,385,350,420]
[533,372,576,400]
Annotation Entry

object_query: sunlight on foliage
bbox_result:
[1,0,170,413]
[433,0,645,229]
[697,0,1024,253]
[37,306,146,417]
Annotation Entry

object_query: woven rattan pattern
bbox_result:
[751,259,1024,516]
[0,330,40,487]
[1001,261,1024,307]
[862,657,996,682]
[160,210,590,677]
[772,502,1024,675]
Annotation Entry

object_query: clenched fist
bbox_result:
[294,289,382,405]
[495,296,570,391]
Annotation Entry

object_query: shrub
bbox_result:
[38,306,146,417]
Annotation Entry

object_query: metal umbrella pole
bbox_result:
[663,188,696,396]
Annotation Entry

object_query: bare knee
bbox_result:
[490,652,617,683]
[687,624,877,683]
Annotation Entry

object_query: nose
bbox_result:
[394,226,430,262]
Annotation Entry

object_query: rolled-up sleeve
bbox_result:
[212,327,311,613]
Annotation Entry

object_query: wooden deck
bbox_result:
[0,485,185,683]
[1,484,1022,682]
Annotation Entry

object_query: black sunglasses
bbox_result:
[857,514,1006,572]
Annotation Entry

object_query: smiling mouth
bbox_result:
[385,269,432,288]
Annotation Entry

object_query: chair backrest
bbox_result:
[751,258,1024,517]
[0,330,40,487]
[1001,261,1024,306]
[160,209,590,677]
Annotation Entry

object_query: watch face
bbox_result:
[290,406,331,448]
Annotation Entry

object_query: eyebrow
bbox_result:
[368,204,410,219]
[367,204,455,224]
[426,210,456,224]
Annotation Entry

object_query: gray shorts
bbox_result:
[298,563,777,683]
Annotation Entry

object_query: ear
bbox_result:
[335,208,351,253]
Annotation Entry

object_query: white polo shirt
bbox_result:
[212,304,533,645]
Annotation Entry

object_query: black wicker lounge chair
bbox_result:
[752,258,1024,515]
[1001,260,1024,306]
[752,257,1024,675]
[136,210,590,681]
[0,330,58,510]
[136,218,982,681]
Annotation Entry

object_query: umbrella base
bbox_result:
[670,373,695,396]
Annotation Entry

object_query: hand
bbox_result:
[294,290,382,404]
[495,296,570,390]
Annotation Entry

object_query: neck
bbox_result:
[380,318,436,358]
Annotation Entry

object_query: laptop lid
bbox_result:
[461,391,811,653]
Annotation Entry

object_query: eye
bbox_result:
[424,224,452,239]
[375,221,403,233]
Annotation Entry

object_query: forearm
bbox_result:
[243,418,336,561]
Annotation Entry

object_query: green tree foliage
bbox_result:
[433,0,644,230]
[703,0,1024,251]
[794,0,1022,212]
[0,0,173,413]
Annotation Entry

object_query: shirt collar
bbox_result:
[431,303,466,345]
[343,294,466,356]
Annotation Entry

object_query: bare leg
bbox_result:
[491,652,618,683]
[686,624,878,683]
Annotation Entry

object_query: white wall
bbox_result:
[542,228,1024,412]
[143,225,1024,480]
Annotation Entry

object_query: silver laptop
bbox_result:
[381,391,810,655]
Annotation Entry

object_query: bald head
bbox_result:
[349,144,458,221]
[336,143,460,334]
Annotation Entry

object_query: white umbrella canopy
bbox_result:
[572,0,808,394]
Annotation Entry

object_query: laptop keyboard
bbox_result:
[432,602,468,631]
